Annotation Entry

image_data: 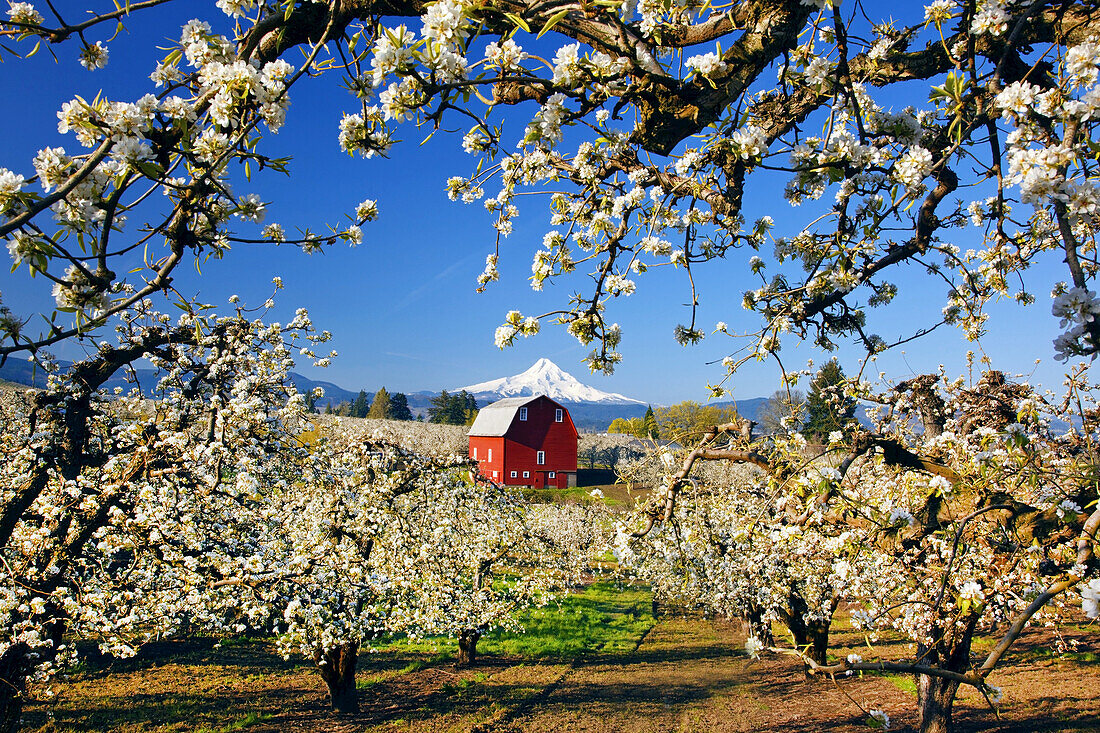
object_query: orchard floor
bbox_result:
[24,594,1099,733]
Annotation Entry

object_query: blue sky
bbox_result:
[0,5,1082,405]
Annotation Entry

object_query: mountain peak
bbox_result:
[528,357,555,371]
[457,359,643,405]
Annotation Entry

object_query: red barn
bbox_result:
[468,396,578,489]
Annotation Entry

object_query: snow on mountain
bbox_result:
[457,358,644,405]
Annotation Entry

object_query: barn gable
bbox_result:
[467,396,538,437]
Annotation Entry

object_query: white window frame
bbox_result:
[555,408,563,422]
[510,470,518,478]
[492,470,498,479]
[523,471,530,478]
[548,471,556,479]
[537,450,545,465]
[471,446,477,459]
[519,407,528,421]
[487,448,492,463]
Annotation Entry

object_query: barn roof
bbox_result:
[468,395,560,437]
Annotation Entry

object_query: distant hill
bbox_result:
[288,373,361,408]
[0,359,370,407]
[0,358,161,393]
[563,402,648,432]
[715,397,772,426]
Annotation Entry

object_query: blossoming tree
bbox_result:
[1,1,1099,370]
[2,1,1100,732]
[0,299,327,730]
[619,368,1099,733]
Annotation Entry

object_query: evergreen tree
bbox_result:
[643,405,658,438]
[367,387,391,419]
[429,391,479,425]
[351,390,369,418]
[306,390,317,414]
[389,392,413,421]
[803,360,856,439]
[460,391,478,424]
[428,390,452,424]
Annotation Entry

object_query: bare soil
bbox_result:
[23,611,1099,732]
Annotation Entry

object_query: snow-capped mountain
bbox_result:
[457,358,644,405]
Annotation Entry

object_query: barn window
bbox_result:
[487,448,492,463]
[511,471,517,478]
[523,471,530,478]
[492,471,498,479]
[537,451,545,465]
[471,446,477,459]
[519,407,528,421]
[555,408,563,422]
[548,471,556,479]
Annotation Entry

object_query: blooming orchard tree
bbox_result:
[0,302,559,723]
[323,414,472,456]
[577,431,648,470]
[1,2,1099,371]
[0,297,326,730]
[620,368,1100,733]
[1,1,1100,731]
[248,437,554,709]
[616,430,849,661]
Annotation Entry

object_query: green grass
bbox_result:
[520,483,630,507]
[194,711,272,733]
[214,635,271,648]
[440,676,482,696]
[373,582,654,665]
[1014,647,1100,665]
[884,674,918,694]
[357,674,384,690]
[478,581,653,659]
[521,485,599,504]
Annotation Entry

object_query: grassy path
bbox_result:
[23,584,1100,733]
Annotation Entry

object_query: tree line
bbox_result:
[609,361,856,443]
[315,388,479,425]
[320,387,414,420]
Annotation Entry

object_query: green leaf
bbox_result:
[135,161,165,180]
[538,9,569,39]
[503,12,530,33]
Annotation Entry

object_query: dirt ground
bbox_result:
[22,611,1100,732]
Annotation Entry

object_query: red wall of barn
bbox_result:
[469,436,505,482]
[468,396,577,488]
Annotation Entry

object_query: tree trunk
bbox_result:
[914,614,978,733]
[0,614,64,733]
[779,594,831,666]
[314,641,359,713]
[0,644,32,733]
[457,628,481,667]
[808,622,830,666]
[916,673,959,733]
[743,606,774,647]
[785,618,830,666]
